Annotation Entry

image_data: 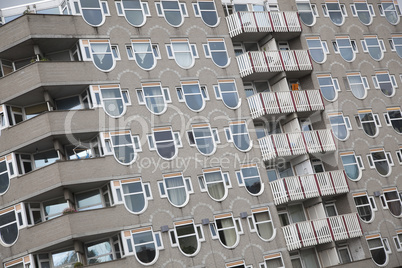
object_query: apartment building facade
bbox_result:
[0,0,400,268]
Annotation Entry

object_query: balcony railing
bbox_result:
[282,213,363,251]
[247,90,325,119]
[236,51,313,78]
[258,129,336,161]
[270,170,349,205]
[226,11,302,38]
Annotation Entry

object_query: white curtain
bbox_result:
[91,43,109,63]
[218,218,237,247]
[205,172,225,200]
[133,43,152,62]
[165,177,186,206]
[173,43,192,68]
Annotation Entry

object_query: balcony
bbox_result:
[270,170,349,205]
[247,90,325,119]
[258,129,336,161]
[282,213,363,251]
[226,11,302,41]
[0,61,110,102]
[236,51,313,81]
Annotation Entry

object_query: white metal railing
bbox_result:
[270,170,349,205]
[247,90,325,119]
[236,51,312,78]
[282,213,363,251]
[226,11,301,38]
[0,0,63,17]
[258,129,336,161]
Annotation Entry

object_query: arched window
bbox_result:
[353,193,376,223]
[166,39,198,69]
[177,81,208,112]
[306,37,329,63]
[203,38,230,68]
[193,0,219,27]
[101,131,141,165]
[158,173,193,207]
[340,152,364,181]
[236,164,263,196]
[129,40,158,70]
[122,227,163,265]
[379,1,400,25]
[155,0,187,27]
[111,178,152,214]
[384,107,402,134]
[323,0,346,25]
[391,35,402,58]
[0,204,25,247]
[361,36,386,61]
[247,207,275,241]
[381,188,402,217]
[137,83,171,114]
[210,213,242,248]
[76,0,107,27]
[80,40,117,72]
[296,0,318,26]
[214,80,241,109]
[346,73,369,99]
[356,110,381,137]
[198,168,231,202]
[89,85,130,117]
[328,112,352,141]
[115,0,149,27]
[169,220,204,256]
[148,127,182,160]
[351,0,374,25]
[0,154,16,196]
[367,148,393,177]
[317,74,339,101]
[366,234,389,266]
[225,121,252,152]
[372,72,397,97]
[187,124,219,156]
[333,37,357,62]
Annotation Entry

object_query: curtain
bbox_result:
[255,212,274,240]
[218,218,237,247]
[173,43,192,68]
[144,87,164,113]
[134,43,152,64]
[205,172,225,200]
[165,176,186,206]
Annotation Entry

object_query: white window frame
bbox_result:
[128,39,159,70]
[147,127,182,160]
[322,1,346,26]
[393,232,402,252]
[115,0,150,27]
[158,172,193,208]
[384,107,402,134]
[210,213,242,249]
[137,82,171,115]
[100,131,141,165]
[236,164,264,196]
[79,39,116,72]
[367,149,393,177]
[356,110,381,137]
[89,84,130,118]
[346,72,369,99]
[328,112,352,141]
[110,178,152,215]
[317,74,339,102]
[198,168,231,202]
[187,123,218,156]
[366,234,389,267]
[155,0,187,27]
[177,81,208,112]
[350,1,375,25]
[333,36,357,62]
[166,39,198,69]
[169,220,204,257]
[378,2,401,25]
[353,192,376,223]
[361,36,386,61]
[247,207,276,241]
[306,36,329,63]
[0,153,17,195]
[224,121,252,152]
[340,151,364,181]
[203,38,230,68]
[213,79,241,109]
[380,187,402,217]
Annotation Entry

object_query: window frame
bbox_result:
[177,81,208,112]
[72,0,108,27]
[296,0,318,26]
[129,39,159,70]
[367,148,393,177]
[193,0,220,27]
[333,36,357,62]
[390,35,402,58]
[198,167,231,202]
[110,178,152,215]
[89,84,129,118]
[378,2,400,25]
[121,227,163,265]
[210,213,242,249]
[353,192,376,223]
[0,204,25,247]
[393,231,402,252]
[317,74,339,102]
[0,153,17,196]
[156,0,187,27]
[203,38,230,68]
[137,82,171,115]
[372,71,397,97]
[79,39,117,72]
[100,131,141,165]
[166,39,197,69]
[380,187,402,217]
[158,172,193,208]
[361,35,386,61]
[356,110,381,138]
[188,123,218,156]
[247,207,276,241]
[169,219,204,257]
[224,121,252,152]
[115,0,150,27]
[214,79,241,109]
[384,107,402,134]
[306,36,329,63]
[322,1,346,26]
[236,164,264,196]
[148,127,182,160]
[340,151,364,181]
[350,1,375,25]
[366,234,389,267]
[345,72,369,99]
[328,112,352,141]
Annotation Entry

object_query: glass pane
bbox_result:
[52,250,78,268]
